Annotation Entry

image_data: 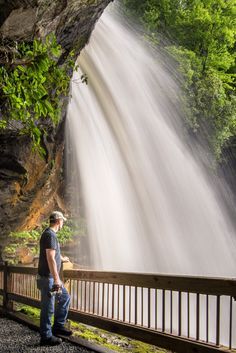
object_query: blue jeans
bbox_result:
[37,276,70,339]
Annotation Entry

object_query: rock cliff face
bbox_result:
[0,0,112,249]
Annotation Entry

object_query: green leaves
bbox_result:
[123,0,236,159]
[0,34,74,156]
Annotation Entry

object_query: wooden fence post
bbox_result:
[2,261,13,313]
[3,261,8,312]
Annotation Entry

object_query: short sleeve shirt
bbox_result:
[38,227,61,277]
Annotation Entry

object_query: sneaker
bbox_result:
[40,335,62,346]
[52,326,73,336]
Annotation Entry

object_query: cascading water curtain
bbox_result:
[66,2,236,277]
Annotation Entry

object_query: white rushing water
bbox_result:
[66,3,236,276]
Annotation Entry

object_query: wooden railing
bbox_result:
[0,263,236,353]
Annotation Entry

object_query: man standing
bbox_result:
[37,211,72,346]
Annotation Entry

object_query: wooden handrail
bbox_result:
[7,266,38,275]
[63,269,236,297]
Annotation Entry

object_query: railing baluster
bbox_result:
[135,287,137,325]
[84,281,87,312]
[30,275,32,298]
[23,274,25,296]
[69,279,72,307]
[216,295,220,346]
[117,284,120,320]
[88,281,91,313]
[76,280,79,310]
[92,282,95,314]
[141,287,143,327]
[80,280,82,311]
[98,283,100,315]
[187,292,190,338]
[155,289,157,330]
[170,290,173,334]
[107,283,110,317]
[162,289,165,332]
[229,296,232,350]
[112,284,114,319]
[129,286,131,324]
[123,285,126,322]
[148,288,151,328]
[102,283,105,317]
[206,295,209,342]
[178,291,182,336]
[72,280,75,309]
[196,293,200,340]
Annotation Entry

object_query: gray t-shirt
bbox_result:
[38,227,61,277]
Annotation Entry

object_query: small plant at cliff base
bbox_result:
[57,218,88,246]
[3,218,86,264]
[3,229,41,264]
[0,35,75,155]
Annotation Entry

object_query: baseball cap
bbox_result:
[49,211,67,222]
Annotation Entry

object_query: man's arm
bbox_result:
[46,249,61,285]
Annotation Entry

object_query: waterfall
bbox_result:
[66,3,236,276]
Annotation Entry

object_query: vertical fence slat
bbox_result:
[98,283,100,315]
[92,282,95,314]
[155,289,157,330]
[229,296,233,350]
[141,287,143,327]
[196,293,200,340]
[80,281,83,311]
[216,295,220,346]
[129,286,131,324]
[187,292,190,338]
[170,290,173,334]
[117,285,120,320]
[178,291,182,336]
[112,284,115,319]
[123,285,126,322]
[148,288,151,329]
[76,280,79,311]
[84,281,87,312]
[206,295,209,343]
[162,289,165,332]
[102,283,105,317]
[135,287,137,325]
[88,281,91,313]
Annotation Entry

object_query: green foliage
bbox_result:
[57,217,87,245]
[0,35,74,155]
[122,0,236,159]
[3,217,85,263]
[4,229,41,263]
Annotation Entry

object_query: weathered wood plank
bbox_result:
[8,293,40,309]
[8,266,38,275]
[64,270,236,296]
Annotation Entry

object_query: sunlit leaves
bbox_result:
[123,0,236,159]
[0,35,74,156]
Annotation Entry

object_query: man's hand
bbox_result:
[61,255,70,263]
[54,278,62,286]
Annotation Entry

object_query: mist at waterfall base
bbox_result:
[66,3,236,277]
